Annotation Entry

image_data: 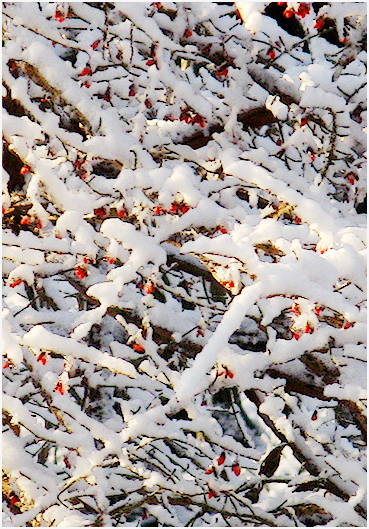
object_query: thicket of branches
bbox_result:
[2,2,367,527]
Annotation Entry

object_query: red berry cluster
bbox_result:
[168,203,190,215]
[280,2,310,19]
[103,255,116,264]
[54,10,65,22]
[94,207,107,218]
[290,303,314,339]
[205,451,242,499]
[74,266,87,280]
[215,67,228,79]
[180,107,206,128]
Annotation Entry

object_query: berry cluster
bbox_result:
[179,107,206,128]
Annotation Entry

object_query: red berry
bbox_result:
[3,360,12,369]
[133,343,145,352]
[232,464,241,476]
[37,352,48,365]
[293,331,302,340]
[118,208,127,218]
[192,114,206,127]
[92,39,100,50]
[343,322,353,329]
[20,215,31,225]
[297,3,310,18]
[74,267,87,280]
[94,207,107,218]
[83,256,93,264]
[314,18,325,30]
[304,324,313,334]
[129,85,136,97]
[295,217,301,224]
[314,306,322,315]
[10,278,22,288]
[225,369,234,379]
[170,203,179,212]
[208,490,216,499]
[205,467,214,475]
[300,119,308,127]
[83,81,90,87]
[346,172,358,183]
[184,28,193,38]
[55,11,65,22]
[154,206,163,215]
[217,452,226,466]
[144,282,155,294]
[277,2,286,5]
[291,304,300,315]
[146,59,156,66]
[55,381,65,395]
[311,410,318,421]
[219,227,227,234]
[180,205,189,214]
[108,258,116,264]
[10,495,20,505]
[342,38,348,44]
[228,281,235,288]
[81,67,92,76]
[216,68,228,78]
[20,165,30,175]
[283,9,294,19]
[267,49,276,60]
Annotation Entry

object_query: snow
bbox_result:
[22,325,137,379]
[2,2,367,527]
